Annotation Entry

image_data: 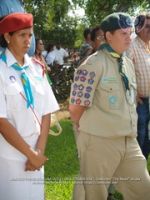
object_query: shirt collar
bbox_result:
[136,36,150,49]
[5,48,31,68]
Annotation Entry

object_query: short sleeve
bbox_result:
[42,76,59,115]
[70,62,100,107]
[0,76,7,118]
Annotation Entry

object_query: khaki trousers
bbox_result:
[74,131,150,200]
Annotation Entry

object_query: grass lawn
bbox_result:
[45,120,79,200]
[44,119,150,200]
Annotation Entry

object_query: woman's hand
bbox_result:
[25,150,48,171]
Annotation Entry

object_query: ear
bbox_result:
[91,41,95,48]
[106,31,112,41]
[4,33,11,44]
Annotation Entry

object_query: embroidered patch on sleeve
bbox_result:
[72,90,76,96]
[88,78,94,85]
[82,69,88,76]
[73,83,78,90]
[84,93,90,99]
[78,84,84,90]
[77,92,83,97]
[86,86,92,92]
[75,76,79,81]
[80,76,86,82]
[84,100,90,106]
[76,99,82,105]
[71,97,75,103]
[89,72,96,78]
[76,70,82,75]
[70,69,96,106]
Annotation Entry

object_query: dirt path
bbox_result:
[55,101,70,120]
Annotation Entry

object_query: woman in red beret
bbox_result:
[0,13,59,200]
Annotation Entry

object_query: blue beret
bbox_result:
[101,12,133,32]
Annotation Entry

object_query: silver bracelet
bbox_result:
[35,149,42,154]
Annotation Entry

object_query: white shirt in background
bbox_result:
[54,47,68,65]
[42,50,57,66]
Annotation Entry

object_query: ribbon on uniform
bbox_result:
[99,41,130,91]
[0,51,34,108]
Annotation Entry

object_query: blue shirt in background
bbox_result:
[0,0,35,56]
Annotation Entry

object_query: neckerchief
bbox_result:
[99,41,130,91]
[0,51,34,108]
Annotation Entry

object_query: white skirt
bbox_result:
[0,135,45,200]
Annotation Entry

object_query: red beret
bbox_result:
[0,13,33,34]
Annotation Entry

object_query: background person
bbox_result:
[0,13,59,200]
[79,28,93,62]
[126,12,150,160]
[34,38,46,66]
[54,41,68,69]
[91,25,105,52]
[69,12,150,200]
[42,43,57,68]
[34,38,52,85]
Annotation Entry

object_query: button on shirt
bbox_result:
[126,36,150,97]
[70,49,137,138]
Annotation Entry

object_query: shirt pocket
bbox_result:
[4,82,24,110]
[99,83,120,110]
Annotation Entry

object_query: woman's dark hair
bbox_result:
[46,44,54,53]
[34,38,42,54]
[35,38,41,47]
[91,25,102,41]
[0,32,14,48]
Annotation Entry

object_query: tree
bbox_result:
[74,0,150,26]
[23,0,150,48]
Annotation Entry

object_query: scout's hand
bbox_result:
[27,150,48,170]
[137,96,143,105]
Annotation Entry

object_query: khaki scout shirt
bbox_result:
[70,49,137,138]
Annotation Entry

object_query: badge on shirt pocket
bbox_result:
[100,82,120,110]
[35,76,43,84]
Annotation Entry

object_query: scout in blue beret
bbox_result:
[100,12,134,56]
[69,11,150,200]
[101,12,133,32]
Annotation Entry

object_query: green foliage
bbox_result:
[23,0,150,48]
[84,0,150,25]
